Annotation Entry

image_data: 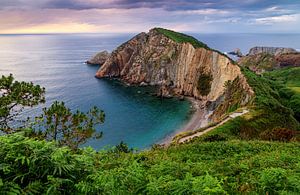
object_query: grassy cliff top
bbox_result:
[154,28,236,64]
[154,27,210,49]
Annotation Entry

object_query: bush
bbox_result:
[260,127,298,141]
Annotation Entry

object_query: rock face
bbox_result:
[239,47,300,73]
[248,47,297,56]
[87,51,110,65]
[276,53,300,67]
[95,28,254,120]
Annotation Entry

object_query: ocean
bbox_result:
[1,32,300,150]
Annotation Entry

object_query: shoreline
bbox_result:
[159,97,211,146]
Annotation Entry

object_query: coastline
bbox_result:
[159,97,211,146]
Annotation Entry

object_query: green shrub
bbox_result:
[197,70,213,96]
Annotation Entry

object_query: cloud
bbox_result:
[255,14,299,24]
[1,0,298,11]
[0,0,299,33]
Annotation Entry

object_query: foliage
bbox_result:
[239,53,276,71]
[197,69,213,96]
[32,101,105,150]
[0,74,45,132]
[1,133,300,194]
[260,127,299,142]
[155,28,210,49]
[241,68,299,130]
[263,67,300,121]
[155,27,236,64]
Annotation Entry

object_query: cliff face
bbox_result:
[96,28,253,120]
[248,47,297,56]
[239,46,300,73]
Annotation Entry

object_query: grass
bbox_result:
[264,67,300,93]
[154,28,210,49]
[189,67,300,142]
[154,27,236,65]
[290,87,300,93]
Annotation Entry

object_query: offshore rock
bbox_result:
[86,51,110,65]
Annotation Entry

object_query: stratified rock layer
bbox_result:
[96,28,253,108]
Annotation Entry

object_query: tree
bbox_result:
[0,74,45,133]
[33,101,105,150]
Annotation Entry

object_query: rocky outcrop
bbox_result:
[248,46,297,56]
[95,28,254,120]
[86,51,110,65]
[228,48,243,57]
[276,53,300,67]
[239,47,300,73]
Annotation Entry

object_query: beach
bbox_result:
[160,98,211,145]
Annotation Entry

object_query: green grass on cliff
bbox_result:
[264,67,300,93]
[154,27,236,67]
[155,28,210,49]
[192,67,300,142]
[263,67,300,121]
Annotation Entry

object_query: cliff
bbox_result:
[95,28,254,120]
[239,47,300,73]
[248,46,297,56]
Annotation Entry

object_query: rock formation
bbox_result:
[239,46,300,73]
[86,51,110,65]
[248,46,297,56]
[228,48,243,57]
[95,28,254,120]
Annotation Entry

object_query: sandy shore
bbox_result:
[159,98,211,145]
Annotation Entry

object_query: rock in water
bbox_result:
[95,28,253,109]
[228,48,243,57]
[86,51,110,65]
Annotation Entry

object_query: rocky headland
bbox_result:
[93,28,254,125]
[238,46,300,73]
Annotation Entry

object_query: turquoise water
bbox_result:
[1,33,300,150]
[0,33,192,150]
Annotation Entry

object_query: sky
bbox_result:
[0,0,300,34]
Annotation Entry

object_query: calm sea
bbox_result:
[1,33,300,150]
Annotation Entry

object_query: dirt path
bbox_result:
[178,109,249,144]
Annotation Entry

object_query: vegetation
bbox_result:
[0,74,45,132]
[32,101,105,150]
[264,67,300,121]
[239,53,276,71]
[155,28,210,49]
[190,67,300,142]
[1,133,300,194]
[197,69,213,96]
[155,28,236,64]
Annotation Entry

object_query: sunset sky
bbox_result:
[1,0,300,34]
